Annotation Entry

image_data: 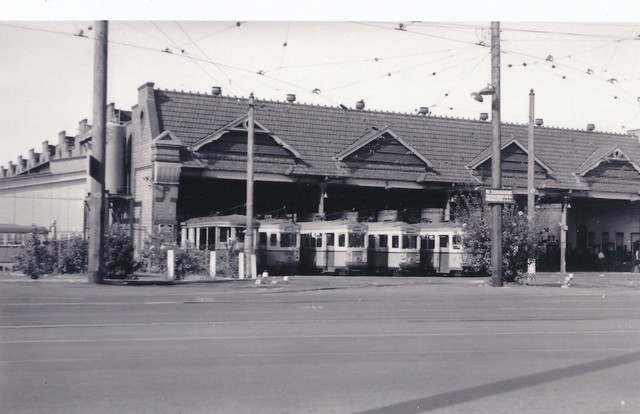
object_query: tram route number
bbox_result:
[485,188,514,204]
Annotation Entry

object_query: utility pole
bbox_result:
[490,21,503,287]
[88,20,108,284]
[527,89,536,275]
[245,93,255,279]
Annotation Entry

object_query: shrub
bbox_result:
[55,237,88,274]
[103,226,137,278]
[139,229,176,273]
[451,189,544,284]
[173,247,207,280]
[13,228,55,279]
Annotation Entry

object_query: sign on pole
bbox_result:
[485,188,514,204]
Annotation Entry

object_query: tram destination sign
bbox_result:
[485,188,514,204]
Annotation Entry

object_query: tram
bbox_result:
[366,221,420,275]
[299,220,368,275]
[0,224,48,271]
[417,222,467,275]
[256,219,300,274]
[180,214,301,274]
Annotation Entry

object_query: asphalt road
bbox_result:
[1,273,639,414]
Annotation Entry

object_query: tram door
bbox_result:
[438,235,450,274]
[325,232,335,272]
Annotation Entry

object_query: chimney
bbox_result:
[16,156,24,174]
[0,167,6,178]
[57,131,68,158]
[587,124,595,132]
[356,100,365,110]
[78,119,89,134]
[212,86,222,96]
[286,93,296,103]
[28,149,38,168]
[7,161,15,176]
[41,141,51,162]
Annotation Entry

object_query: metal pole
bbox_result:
[560,201,567,274]
[88,20,108,284]
[527,89,536,275]
[490,21,503,287]
[245,93,255,279]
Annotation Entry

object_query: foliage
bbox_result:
[103,226,137,278]
[173,247,207,280]
[138,229,177,273]
[451,189,545,283]
[215,239,241,278]
[13,228,55,279]
[55,237,88,274]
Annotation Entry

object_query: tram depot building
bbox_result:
[2,81,640,272]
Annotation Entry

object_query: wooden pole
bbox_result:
[245,93,255,279]
[88,21,108,284]
[490,21,503,287]
[527,89,536,275]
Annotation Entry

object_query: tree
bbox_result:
[13,228,55,279]
[451,189,544,283]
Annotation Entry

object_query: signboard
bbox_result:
[485,188,514,204]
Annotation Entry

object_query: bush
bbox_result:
[55,237,88,274]
[103,226,137,278]
[451,189,544,284]
[13,228,55,279]
[173,247,207,280]
[138,229,176,273]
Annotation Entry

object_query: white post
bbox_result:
[209,250,216,279]
[238,252,245,279]
[251,254,257,279]
[167,249,175,280]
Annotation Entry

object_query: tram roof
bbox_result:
[181,214,259,228]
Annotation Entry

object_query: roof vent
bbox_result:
[535,118,544,127]
[212,86,222,96]
[286,93,296,103]
[587,124,595,132]
[418,107,429,115]
[479,112,489,121]
[356,100,365,110]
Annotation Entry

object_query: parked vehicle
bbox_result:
[299,220,368,275]
[417,222,468,275]
[366,221,420,275]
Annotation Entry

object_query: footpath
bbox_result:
[1,270,639,293]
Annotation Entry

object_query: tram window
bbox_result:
[402,235,417,249]
[616,232,624,253]
[426,235,435,249]
[281,233,296,247]
[379,235,388,248]
[392,235,399,249]
[326,233,335,246]
[259,232,267,246]
[301,234,310,248]
[368,235,376,249]
[349,233,365,248]
[316,235,323,248]
[219,227,230,242]
[237,228,245,243]
[337,234,344,247]
[439,235,449,248]
[452,235,462,249]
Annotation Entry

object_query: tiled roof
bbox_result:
[154,89,640,195]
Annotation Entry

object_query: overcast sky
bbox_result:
[2,1,640,167]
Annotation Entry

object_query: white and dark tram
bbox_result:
[417,222,468,275]
[298,220,368,275]
[366,221,420,275]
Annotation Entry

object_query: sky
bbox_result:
[2,1,640,167]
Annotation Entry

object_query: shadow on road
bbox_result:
[353,351,640,414]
